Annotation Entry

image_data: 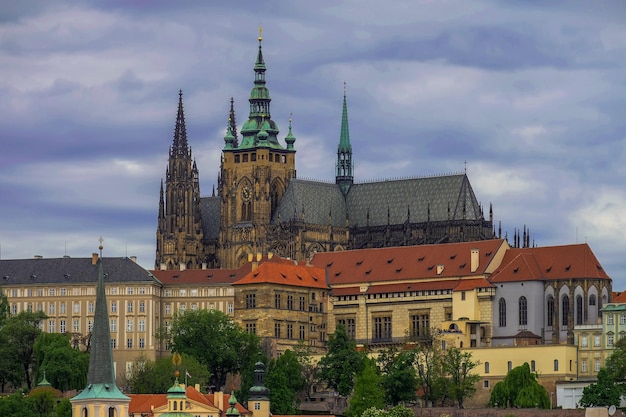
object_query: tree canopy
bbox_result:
[170,309,260,390]
[377,346,418,405]
[33,332,89,392]
[441,347,480,409]
[345,358,385,417]
[266,350,305,414]
[124,353,210,394]
[580,337,626,407]
[318,324,366,396]
[1,311,47,390]
[489,362,549,409]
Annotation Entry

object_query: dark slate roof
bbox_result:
[346,174,482,227]
[200,196,221,240]
[272,179,347,227]
[0,257,158,286]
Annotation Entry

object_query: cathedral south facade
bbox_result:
[156,34,495,271]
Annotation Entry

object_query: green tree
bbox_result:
[0,392,34,417]
[345,358,385,417]
[55,398,72,417]
[293,341,320,401]
[125,353,210,394]
[0,290,10,326]
[441,347,480,409]
[377,345,418,405]
[34,332,89,391]
[266,349,305,414]
[0,329,24,391]
[29,388,57,417]
[1,311,47,389]
[318,324,366,396]
[170,309,259,389]
[414,331,446,406]
[579,368,622,407]
[489,362,549,409]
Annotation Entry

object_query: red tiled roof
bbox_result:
[233,261,328,289]
[454,277,493,291]
[490,243,610,283]
[128,393,166,414]
[613,291,626,303]
[311,239,506,284]
[151,265,251,285]
[129,388,250,415]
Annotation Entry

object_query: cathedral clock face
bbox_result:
[241,186,251,201]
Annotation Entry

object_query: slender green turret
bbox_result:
[336,83,353,195]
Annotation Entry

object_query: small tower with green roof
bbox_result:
[248,360,270,417]
[160,371,193,417]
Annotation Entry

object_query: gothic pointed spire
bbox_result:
[172,90,189,155]
[159,179,165,220]
[72,238,129,404]
[229,97,239,148]
[285,114,296,150]
[336,82,354,195]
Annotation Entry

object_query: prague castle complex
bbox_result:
[0,33,620,409]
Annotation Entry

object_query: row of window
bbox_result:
[110,337,146,349]
[336,313,431,341]
[162,288,232,297]
[335,289,454,302]
[498,294,602,328]
[234,152,287,164]
[6,286,150,297]
[274,323,307,340]
[484,359,573,373]
[164,302,233,315]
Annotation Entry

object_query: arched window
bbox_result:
[499,298,506,327]
[547,296,555,327]
[589,294,596,306]
[519,296,528,326]
[109,407,115,417]
[562,295,570,326]
[576,295,583,325]
[82,408,88,417]
[531,360,536,372]
[507,361,512,371]
[554,359,559,371]
[174,401,177,411]
[485,362,490,374]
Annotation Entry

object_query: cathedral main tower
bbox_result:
[217,31,297,268]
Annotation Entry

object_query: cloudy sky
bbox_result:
[1,1,626,287]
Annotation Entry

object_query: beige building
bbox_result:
[232,254,329,357]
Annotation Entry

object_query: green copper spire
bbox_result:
[285,114,296,150]
[224,119,236,150]
[336,82,353,195]
[72,238,129,402]
[239,29,284,150]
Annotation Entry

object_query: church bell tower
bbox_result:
[218,30,297,268]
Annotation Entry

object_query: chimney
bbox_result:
[268,252,273,259]
[92,253,99,265]
[34,255,43,259]
[160,263,167,271]
[130,256,137,263]
[248,253,254,262]
[179,263,186,271]
[215,390,224,410]
[470,249,479,272]
[202,263,207,270]
[437,264,444,275]
[256,252,262,261]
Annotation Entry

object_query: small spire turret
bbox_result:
[336,82,354,196]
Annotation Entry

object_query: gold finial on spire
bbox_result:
[289,112,293,124]
[98,236,104,255]
[258,26,263,42]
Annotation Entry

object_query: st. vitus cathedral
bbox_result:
[155,33,497,270]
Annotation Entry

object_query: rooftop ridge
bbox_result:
[355,171,466,184]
